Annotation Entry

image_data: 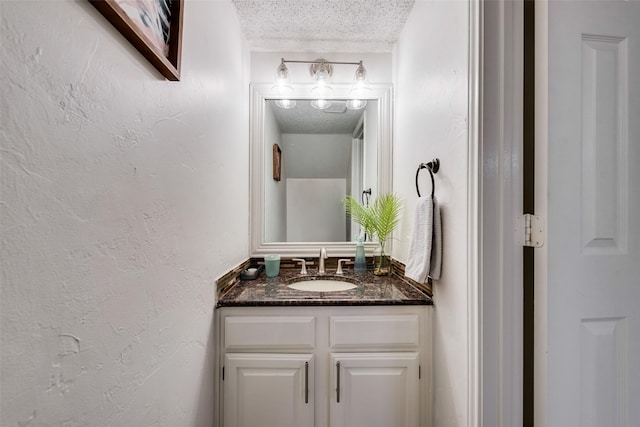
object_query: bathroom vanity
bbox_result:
[215,269,433,427]
[219,75,433,426]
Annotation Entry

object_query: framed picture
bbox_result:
[89,0,184,81]
[273,144,282,181]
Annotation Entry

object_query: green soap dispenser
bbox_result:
[354,234,367,272]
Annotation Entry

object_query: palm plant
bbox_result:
[343,193,402,274]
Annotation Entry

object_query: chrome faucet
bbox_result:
[318,247,328,275]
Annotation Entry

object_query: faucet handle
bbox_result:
[292,258,307,275]
[336,259,351,275]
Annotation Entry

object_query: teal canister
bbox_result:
[354,236,367,272]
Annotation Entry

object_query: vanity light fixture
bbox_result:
[273,58,369,110]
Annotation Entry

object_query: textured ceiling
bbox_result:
[268,100,365,134]
[232,0,416,52]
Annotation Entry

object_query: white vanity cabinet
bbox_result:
[216,306,432,427]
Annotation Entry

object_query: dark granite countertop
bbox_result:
[216,268,433,307]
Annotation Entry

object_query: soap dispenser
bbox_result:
[354,234,367,273]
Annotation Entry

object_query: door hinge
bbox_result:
[222,366,225,381]
[516,214,544,248]
[419,365,421,380]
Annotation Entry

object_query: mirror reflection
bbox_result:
[264,99,379,243]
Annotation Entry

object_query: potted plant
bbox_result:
[343,193,402,275]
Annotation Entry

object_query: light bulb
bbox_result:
[347,62,369,110]
[273,59,296,99]
[346,99,367,110]
[275,59,290,87]
[352,62,370,93]
[275,99,296,109]
[354,62,367,84]
[314,68,330,87]
[312,85,330,103]
[311,61,333,97]
[311,98,332,110]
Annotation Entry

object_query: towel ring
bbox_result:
[416,158,440,198]
[361,188,371,206]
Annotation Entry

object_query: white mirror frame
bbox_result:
[250,82,393,257]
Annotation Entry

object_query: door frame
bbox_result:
[468,0,482,425]
[475,0,526,426]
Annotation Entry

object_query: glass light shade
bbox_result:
[310,83,333,110]
[311,84,333,98]
[310,98,332,110]
[275,99,296,109]
[349,63,370,94]
[312,64,331,85]
[314,70,330,86]
[354,62,367,84]
[275,60,291,87]
[345,99,367,110]
[272,83,295,97]
[346,63,370,110]
[273,60,297,107]
[311,62,333,99]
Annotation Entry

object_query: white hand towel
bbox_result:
[429,196,442,280]
[405,196,434,283]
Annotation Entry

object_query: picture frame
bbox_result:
[89,0,184,81]
[273,144,282,181]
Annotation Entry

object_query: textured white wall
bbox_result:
[0,0,248,425]
[393,1,470,426]
[282,133,352,179]
[286,179,347,242]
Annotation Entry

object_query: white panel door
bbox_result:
[223,353,314,427]
[330,352,419,427]
[538,1,640,426]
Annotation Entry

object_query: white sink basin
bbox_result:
[287,279,357,292]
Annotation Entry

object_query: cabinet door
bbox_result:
[224,353,314,427]
[330,352,419,427]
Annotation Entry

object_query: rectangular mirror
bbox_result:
[264,99,378,243]
[250,83,393,257]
